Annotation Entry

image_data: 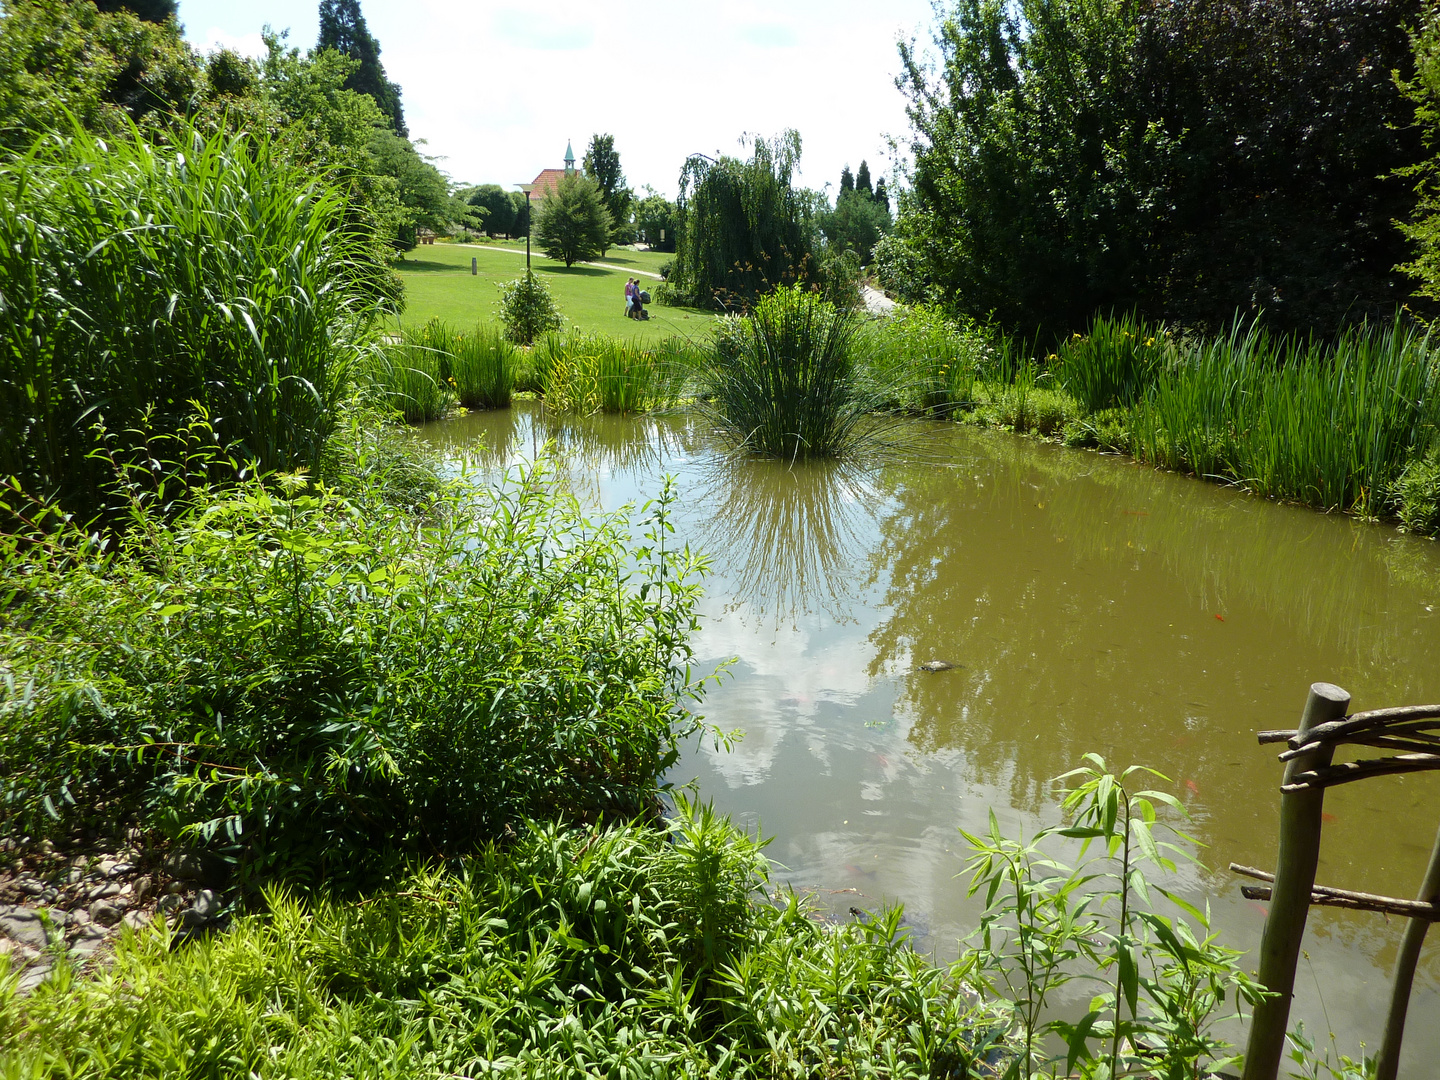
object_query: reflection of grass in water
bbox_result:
[692,454,881,623]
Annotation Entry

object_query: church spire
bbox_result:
[564,139,575,175]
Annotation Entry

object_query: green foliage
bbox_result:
[821,187,892,265]
[367,126,457,248]
[466,183,516,237]
[897,0,1424,336]
[0,809,999,1078]
[369,320,515,416]
[0,452,711,889]
[534,334,698,415]
[634,185,678,252]
[1130,318,1440,516]
[667,131,817,311]
[1395,6,1440,307]
[1391,442,1440,533]
[0,120,391,523]
[1054,311,1173,413]
[497,270,565,345]
[854,305,997,413]
[534,173,614,268]
[958,755,1263,1078]
[700,286,877,459]
[317,0,406,136]
[94,0,178,21]
[0,0,202,149]
[363,333,457,424]
[583,133,634,250]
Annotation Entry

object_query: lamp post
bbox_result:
[515,183,535,270]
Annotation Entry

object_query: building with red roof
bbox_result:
[529,141,577,201]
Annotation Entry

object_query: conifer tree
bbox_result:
[317,0,406,136]
[874,177,889,212]
[856,160,873,197]
[839,164,854,194]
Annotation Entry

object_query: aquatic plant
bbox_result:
[852,304,994,414]
[0,120,391,522]
[0,445,711,889]
[366,321,516,419]
[1131,318,1440,516]
[1053,310,1173,413]
[700,285,875,459]
[534,333,696,415]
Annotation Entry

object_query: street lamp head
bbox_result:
[515,183,535,195]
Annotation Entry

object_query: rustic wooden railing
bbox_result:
[1239,683,1440,1080]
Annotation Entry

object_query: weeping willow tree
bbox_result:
[665,131,816,311]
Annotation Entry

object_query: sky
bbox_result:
[178,0,940,201]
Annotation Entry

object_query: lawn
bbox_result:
[392,241,709,341]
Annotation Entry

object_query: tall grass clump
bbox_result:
[701,285,873,459]
[0,121,391,521]
[1132,318,1440,515]
[1053,311,1172,413]
[0,444,711,890]
[535,333,693,414]
[364,321,516,422]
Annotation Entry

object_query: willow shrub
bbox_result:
[0,445,711,890]
[0,809,995,1079]
[701,285,876,459]
[0,121,391,522]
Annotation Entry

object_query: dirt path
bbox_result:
[456,243,664,279]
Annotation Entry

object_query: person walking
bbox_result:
[624,278,636,319]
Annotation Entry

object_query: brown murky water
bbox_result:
[424,401,1440,1067]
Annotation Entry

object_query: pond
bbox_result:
[423,401,1440,1066]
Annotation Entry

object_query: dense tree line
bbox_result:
[885,0,1427,337]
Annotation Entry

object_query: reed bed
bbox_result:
[1130,319,1440,515]
[1053,310,1173,412]
[534,333,697,415]
[852,305,994,414]
[363,321,518,424]
[0,122,388,519]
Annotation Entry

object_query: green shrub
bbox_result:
[854,304,996,414]
[0,450,711,889]
[0,121,391,523]
[497,270,564,346]
[0,809,998,1079]
[700,285,875,459]
[1391,443,1440,534]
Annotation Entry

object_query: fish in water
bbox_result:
[1214,614,1226,622]
[1322,811,1338,823]
[917,660,959,672]
[1185,779,1200,796]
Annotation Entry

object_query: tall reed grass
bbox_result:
[534,333,697,414]
[1053,310,1172,413]
[852,305,994,414]
[0,121,390,519]
[363,321,517,424]
[1130,319,1440,515]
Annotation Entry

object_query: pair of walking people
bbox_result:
[624,278,646,320]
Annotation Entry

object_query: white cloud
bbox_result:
[180,0,935,198]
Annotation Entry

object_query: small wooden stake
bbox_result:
[1375,821,1440,1080]
[472,257,478,275]
[1242,682,1350,1080]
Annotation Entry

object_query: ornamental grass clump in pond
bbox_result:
[702,285,874,459]
[0,120,392,522]
[366,320,517,421]
[1053,310,1173,413]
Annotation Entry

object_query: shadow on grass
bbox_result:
[394,256,467,275]
[536,265,611,278]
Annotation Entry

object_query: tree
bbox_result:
[317,0,406,136]
[534,173,612,267]
[583,133,634,252]
[874,177,889,213]
[466,184,515,238]
[368,128,455,248]
[895,0,1424,336]
[94,0,177,21]
[1396,7,1440,305]
[668,130,817,310]
[855,160,873,198]
[634,186,678,252]
[0,0,201,148]
[509,190,530,238]
[839,164,854,195]
[822,187,892,264]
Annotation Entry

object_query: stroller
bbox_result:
[626,288,652,321]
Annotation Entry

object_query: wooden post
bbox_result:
[1375,822,1440,1080]
[471,257,478,276]
[1242,682,1351,1080]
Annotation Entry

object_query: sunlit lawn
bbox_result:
[392,241,709,341]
